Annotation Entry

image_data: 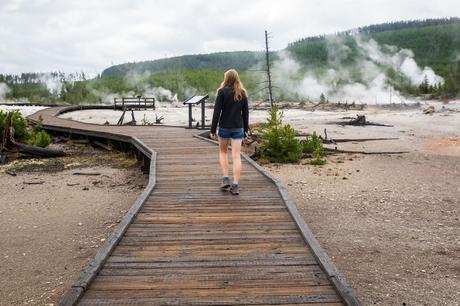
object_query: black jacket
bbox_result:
[210,86,249,134]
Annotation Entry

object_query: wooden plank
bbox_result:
[81,285,339,298]
[103,257,318,268]
[98,264,325,277]
[78,295,342,305]
[89,277,333,290]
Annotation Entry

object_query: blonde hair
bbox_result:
[218,69,247,101]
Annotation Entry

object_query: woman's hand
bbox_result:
[210,133,217,140]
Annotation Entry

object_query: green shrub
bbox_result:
[259,106,303,163]
[33,115,44,133]
[0,110,52,148]
[28,130,52,148]
[302,132,323,154]
[0,110,29,142]
[300,131,327,165]
[0,111,5,135]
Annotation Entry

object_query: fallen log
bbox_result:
[23,180,45,185]
[12,142,65,158]
[332,137,399,143]
[1,112,65,162]
[324,147,408,155]
[296,129,397,143]
[72,172,101,176]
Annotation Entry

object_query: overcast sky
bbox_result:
[1,0,459,74]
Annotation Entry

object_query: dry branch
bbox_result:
[72,172,101,176]
[324,147,408,155]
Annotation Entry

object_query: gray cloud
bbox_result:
[1,0,459,74]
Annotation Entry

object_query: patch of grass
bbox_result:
[310,158,327,166]
[141,114,151,125]
[257,156,270,165]
[106,152,139,168]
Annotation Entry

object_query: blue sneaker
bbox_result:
[230,183,240,195]
[220,177,231,191]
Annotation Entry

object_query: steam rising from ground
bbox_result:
[273,36,444,104]
[82,72,181,104]
[125,72,179,102]
[0,83,11,100]
[38,74,63,96]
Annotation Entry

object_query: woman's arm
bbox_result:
[242,96,249,134]
[210,90,224,134]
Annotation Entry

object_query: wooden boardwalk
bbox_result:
[29,107,359,306]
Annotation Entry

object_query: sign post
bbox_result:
[183,95,209,129]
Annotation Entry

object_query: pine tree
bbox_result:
[319,93,326,103]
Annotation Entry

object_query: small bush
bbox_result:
[0,110,52,148]
[300,131,327,166]
[33,115,44,133]
[259,106,303,163]
[0,110,29,142]
[28,130,52,148]
[302,132,323,154]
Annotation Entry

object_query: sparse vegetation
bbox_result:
[0,110,51,148]
[301,132,326,166]
[27,130,51,148]
[141,114,151,125]
[258,106,303,163]
[301,132,323,154]
[0,110,29,141]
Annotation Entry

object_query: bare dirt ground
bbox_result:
[0,143,147,306]
[263,108,460,305]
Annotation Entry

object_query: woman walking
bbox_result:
[210,69,249,195]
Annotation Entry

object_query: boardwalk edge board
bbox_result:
[62,142,156,306]
[193,134,361,306]
[27,113,158,306]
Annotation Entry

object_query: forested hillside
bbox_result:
[287,19,460,77]
[102,51,265,77]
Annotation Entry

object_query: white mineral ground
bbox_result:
[1,100,459,305]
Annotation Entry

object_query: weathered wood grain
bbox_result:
[26,106,360,306]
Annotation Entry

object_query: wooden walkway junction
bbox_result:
[28,106,360,306]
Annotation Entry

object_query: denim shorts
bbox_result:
[218,127,244,140]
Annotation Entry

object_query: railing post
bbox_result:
[201,100,205,129]
[188,104,193,129]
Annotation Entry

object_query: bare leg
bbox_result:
[231,139,242,184]
[218,138,230,177]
